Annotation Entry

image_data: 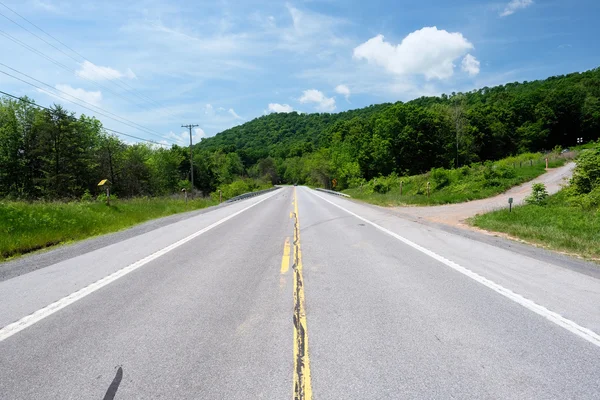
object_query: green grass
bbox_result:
[0,197,217,261]
[470,190,600,260]
[344,153,569,206]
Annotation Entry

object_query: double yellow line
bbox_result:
[291,187,312,400]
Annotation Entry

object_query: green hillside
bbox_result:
[197,67,600,188]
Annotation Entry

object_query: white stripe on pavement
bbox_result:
[309,189,600,348]
[0,191,279,342]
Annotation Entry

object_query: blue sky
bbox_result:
[1,0,599,146]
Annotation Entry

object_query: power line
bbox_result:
[0,28,176,121]
[0,89,169,147]
[0,1,181,121]
[0,68,173,143]
[0,62,171,140]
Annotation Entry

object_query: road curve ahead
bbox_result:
[1,186,599,399]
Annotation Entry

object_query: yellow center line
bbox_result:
[292,187,312,400]
[281,237,291,274]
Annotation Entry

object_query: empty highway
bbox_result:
[1,186,599,399]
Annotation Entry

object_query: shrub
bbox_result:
[525,183,549,205]
[372,179,390,194]
[457,166,471,177]
[430,167,450,189]
[570,147,600,195]
[80,190,93,202]
[96,193,118,203]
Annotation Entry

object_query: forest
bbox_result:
[1,67,599,200]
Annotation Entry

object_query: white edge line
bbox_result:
[0,191,279,342]
[308,188,600,348]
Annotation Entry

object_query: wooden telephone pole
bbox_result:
[182,124,199,194]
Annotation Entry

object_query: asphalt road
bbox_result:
[1,186,599,399]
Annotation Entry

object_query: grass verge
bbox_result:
[344,154,569,206]
[470,190,600,260]
[0,197,217,261]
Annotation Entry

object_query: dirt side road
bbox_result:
[390,162,575,227]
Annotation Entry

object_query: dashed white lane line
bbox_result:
[0,191,279,342]
[309,189,600,348]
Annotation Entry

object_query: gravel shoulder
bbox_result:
[390,162,575,227]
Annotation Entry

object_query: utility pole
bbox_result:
[182,124,199,195]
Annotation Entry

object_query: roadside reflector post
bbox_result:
[508,197,513,212]
[97,179,111,206]
[427,182,430,199]
[181,188,187,204]
[400,181,403,196]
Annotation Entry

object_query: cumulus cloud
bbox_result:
[267,103,294,113]
[334,84,351,101]
[299,89,336,112]
[461,54,480,76]
[500,0,533,17]
[76,61,136,81]
[353,27,475,80]
[54,84,102,106]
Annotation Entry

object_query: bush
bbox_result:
[525,183,549,205]
[457,166,471,177]
[96,193,118,203]
[212,178,271,200]
[80,190,93,202]
[570,147,600,195]
[430,167,450,189]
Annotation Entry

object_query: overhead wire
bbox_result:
[0,28,179,124]
[0,89,169,147]
[0,62,171,140]
[0,2,181,121]
[0,69,173,143]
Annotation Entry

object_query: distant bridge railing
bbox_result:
[314,188,350,198]
[225,186,281,203]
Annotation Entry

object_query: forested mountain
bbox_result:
[197,67,600,187]
[1,68,599,199]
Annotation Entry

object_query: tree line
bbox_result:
[198,67,600,189]
[1,67,599,199]
[0,99,255,199]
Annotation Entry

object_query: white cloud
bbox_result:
[54,84,102,106]
[334,84,351,101]
[267,103,294,113]
[204,104,215,115]
[165,127,207,146]
[353,27,475,80]
[228,108,243,119]
[299,89,336,112]
[500,0,533,17]
[76,61,136,81]
[32,0,59,13]
[461,54,480,76]
[280,5,349,53]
